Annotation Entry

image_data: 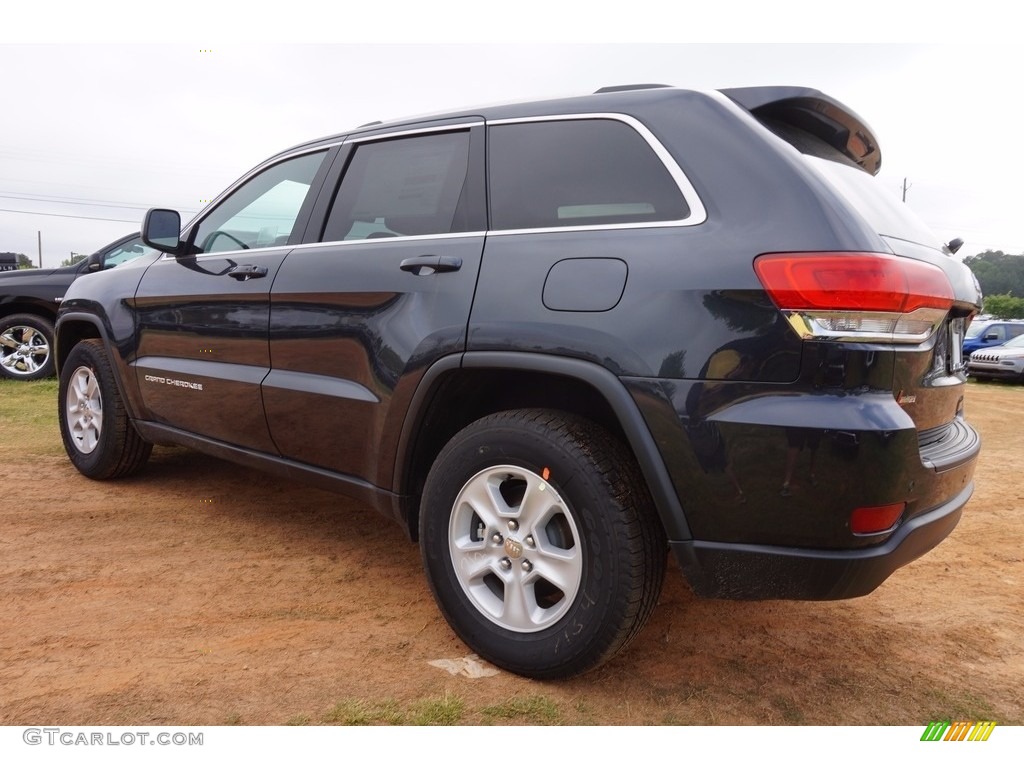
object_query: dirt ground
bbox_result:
[1,381,1021,726]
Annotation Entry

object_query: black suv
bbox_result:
[54,85,982,679]
[0,233,151,380]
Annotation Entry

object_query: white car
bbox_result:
[968,334,1024,382]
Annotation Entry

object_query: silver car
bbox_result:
[968,334,1024,382]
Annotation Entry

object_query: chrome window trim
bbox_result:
[178,124,483,256]
[342,121,483,145]
[485,112,707,233]
[172,113,706,258]
[292,231,488,249]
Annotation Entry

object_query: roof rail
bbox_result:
[594,84,672,94]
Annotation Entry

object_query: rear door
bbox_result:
[264,122,486,486]
[132,149,332,451]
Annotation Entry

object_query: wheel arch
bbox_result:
[394,351,692,543]
[0,300,58,325]
[54,313,107,375]
[55,312,144,422]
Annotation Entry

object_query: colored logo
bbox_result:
[921,721,996,741]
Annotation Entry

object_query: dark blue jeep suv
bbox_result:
[54,85,982,678]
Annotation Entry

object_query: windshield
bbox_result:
[965,322,987,339]
[1002,335,1024,349]
[104,236,155,269]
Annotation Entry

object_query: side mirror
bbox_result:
[142,209,185,255]
[86,251,103,272]
[984,333,998,341]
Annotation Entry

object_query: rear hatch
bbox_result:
[725,86,981,451]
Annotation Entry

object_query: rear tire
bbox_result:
[59,339,151,479]
[419,409,666,679]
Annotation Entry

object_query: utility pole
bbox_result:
[902,177,912,203]
[37,231,42,268]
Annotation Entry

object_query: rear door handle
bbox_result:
[228,264,269,281]
[399,255,462,276]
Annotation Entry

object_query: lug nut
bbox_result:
[525,535,535,547]
[521,560,533,573]
[508,520,519,532]
[499,558,512,570]
[491,533,503,544]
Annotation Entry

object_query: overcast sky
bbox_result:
[2,34,1022,266]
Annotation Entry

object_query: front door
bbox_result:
[132,149,331,452]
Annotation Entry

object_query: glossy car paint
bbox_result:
[56,86,982,601]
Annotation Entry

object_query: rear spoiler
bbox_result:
[721,86,882,176]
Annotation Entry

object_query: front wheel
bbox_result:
[59,339,152,479]
[0,314,55,380]
[419,409,666,679]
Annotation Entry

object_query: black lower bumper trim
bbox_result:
[673,482,972,600]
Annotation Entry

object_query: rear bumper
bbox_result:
[673,482,972,600]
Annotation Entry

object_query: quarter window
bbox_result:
[323,131,472,242]
[488,119,689,231]
[191,151,327,254]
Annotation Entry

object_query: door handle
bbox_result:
[399,255,462,276]
[228,264,269,281]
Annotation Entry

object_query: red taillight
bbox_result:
[754,252,955,343]
[754,252,954,313]
[850,503,905,535]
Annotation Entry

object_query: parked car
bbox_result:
[0,233,151,380]
[55,84,982,678]
[968,334,1024,382]
[962,319,1024,356]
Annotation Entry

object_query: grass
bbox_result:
[323,698,405,725]
[919,689,1002,724]
[308,694,566,726]
[479,695,562,725]
[410,692,464,726]
[0,378,62,456]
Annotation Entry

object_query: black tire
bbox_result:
[0,313,55,380]
[419,409,666,679]
[58,339,152,479]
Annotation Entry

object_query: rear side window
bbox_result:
[323,131,472,241]
[488,118,688,231]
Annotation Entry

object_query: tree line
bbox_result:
[0,251,84,268]
[963,250,1024,318]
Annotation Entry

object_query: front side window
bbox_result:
[103,236,155,269]
[323,131,471,242]
[192,151,327,254]
[488,118,689,231]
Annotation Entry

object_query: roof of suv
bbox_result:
[274,85,881,176]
